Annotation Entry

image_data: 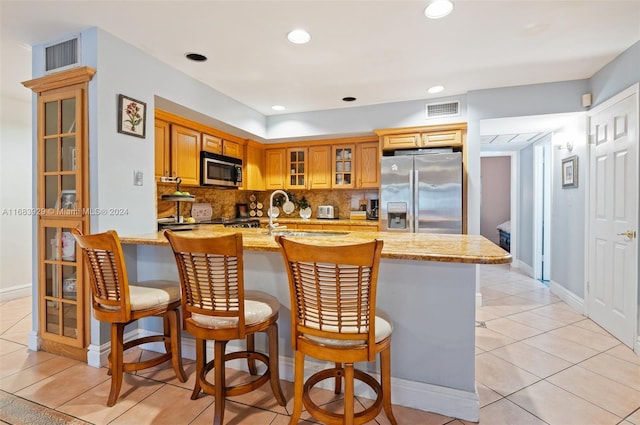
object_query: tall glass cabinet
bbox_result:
[23,67,95,361]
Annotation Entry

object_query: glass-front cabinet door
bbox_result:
[39,218,85,345]
[332,144,355,188]
[24,67,94,361]
[40,90,83,216]
[286,147,307,189]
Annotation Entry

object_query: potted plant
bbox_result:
[298,196,312,219]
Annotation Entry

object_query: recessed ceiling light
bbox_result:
[424,0,454,19]
[272,105,286,111]
[428,85,445,94]
[185,52,207,62]
[287,29,311,44]
[342,97,357,102]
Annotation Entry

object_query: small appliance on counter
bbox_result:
[368,199,379,220]
[317,205,338,219]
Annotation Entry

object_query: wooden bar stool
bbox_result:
[72,229,187,407]
[276,236,397,425]
[164,230,286,425]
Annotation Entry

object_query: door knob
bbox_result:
[617,230,637,239]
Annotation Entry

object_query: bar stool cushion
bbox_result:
[128,280,182,310]
[305,316,393,346]
[191,290,279,329]
[99,280,181,311]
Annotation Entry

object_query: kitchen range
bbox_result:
[158,201,261,230]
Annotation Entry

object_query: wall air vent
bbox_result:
[44,36,80,73]
[425,101,460,119]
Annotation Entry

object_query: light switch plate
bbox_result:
[134,170,143,186]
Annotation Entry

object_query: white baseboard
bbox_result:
[635,336,640,357]
[517,261,534,277]
[87,328,164,368]
[549,280,584,313]
[0,283,32,302]
[27,330,40,352]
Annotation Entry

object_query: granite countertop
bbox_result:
[120,227,511,265]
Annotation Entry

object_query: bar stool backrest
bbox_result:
[277,236,384,361]
[164,231,246,339]
[72,229,132,323]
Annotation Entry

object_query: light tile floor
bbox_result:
[1,265,639,424]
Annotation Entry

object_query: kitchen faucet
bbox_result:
[267,190,291,234]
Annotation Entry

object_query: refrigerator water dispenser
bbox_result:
[387,202,407,229]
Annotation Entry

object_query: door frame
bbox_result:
[533,137,552,282]
[480,150,519,266]
[585,83,639,351]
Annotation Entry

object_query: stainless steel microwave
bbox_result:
[200,151,242,188]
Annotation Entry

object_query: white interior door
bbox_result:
[588,88,638,348]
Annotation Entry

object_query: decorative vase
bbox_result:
[267,206,280,218]
[300,207,312,220]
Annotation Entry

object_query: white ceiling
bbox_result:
[2,1,639,143]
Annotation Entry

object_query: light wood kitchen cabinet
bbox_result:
[382,133,421,149]
[243,141,265,191]
[377,123,466,151]
[308,145,332,189]
[286,147,307,189]
[421,130,462,146]
[202,133,242,159]
[171,124,201,186]
[201,133,222,154]
[222,139,242,158]
[332,144,355,189]
[155,119,170,181]
[356,142,379,188]
[265,148,285,189]
[23,66,95,361]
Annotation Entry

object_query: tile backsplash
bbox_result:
[157,184,378,220]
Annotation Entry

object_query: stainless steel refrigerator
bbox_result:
[380,152,462,234]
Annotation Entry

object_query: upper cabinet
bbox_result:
[265,148,285,189]
[356,142,380,189]
[201,133,222,154]
[377,123,466,151]
[170,124,201,186]
[154,119,171,181]
[286,147,307,189]
[155,109,247,187]
[308,145,331,189]
[263,137,379,190]
[244,141,265,191]
[332,144,355,189]
[202,133,242,159]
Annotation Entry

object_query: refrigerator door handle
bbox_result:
[406,168,413,233]
[413,169,419,233]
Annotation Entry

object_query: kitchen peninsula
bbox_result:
[120,227,510,421]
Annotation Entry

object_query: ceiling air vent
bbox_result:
[425,101,460,119]
[45,36,80,73]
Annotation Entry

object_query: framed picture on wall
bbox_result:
[562,155,578,188]
[117,94,146,138]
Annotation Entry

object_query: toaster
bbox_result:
[317,205,338,219]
